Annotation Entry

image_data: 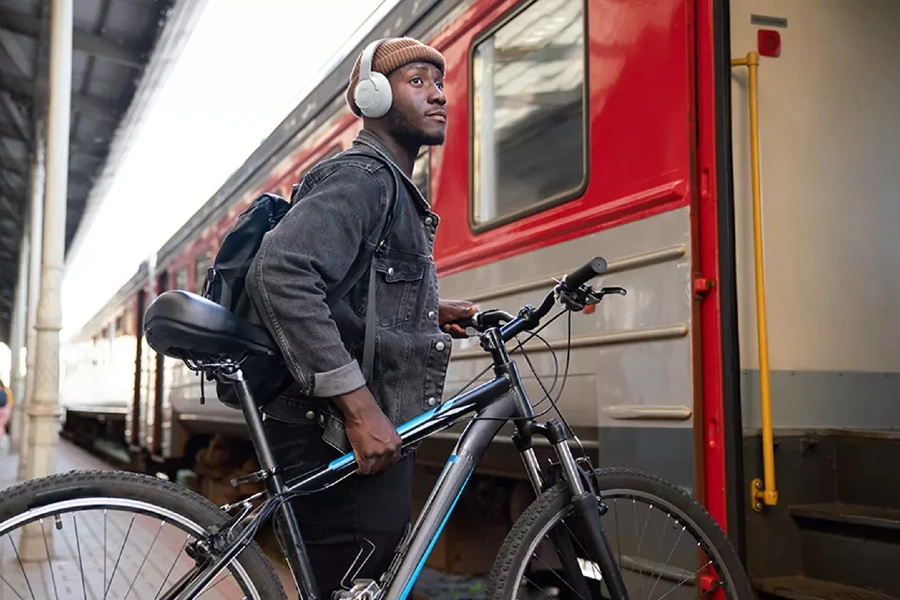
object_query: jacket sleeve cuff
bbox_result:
[312,360,367,398]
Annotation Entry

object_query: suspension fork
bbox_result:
[515,418,631,600]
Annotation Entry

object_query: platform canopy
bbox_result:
[0,0,203,345]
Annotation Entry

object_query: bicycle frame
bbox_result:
[165,288,630,600]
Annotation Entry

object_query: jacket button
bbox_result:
[387,267,394,276]
[428,310,435,319]
[306,410,315,420]
[425,216,433,225]
[427,397,437,406]
[435,341,445,351]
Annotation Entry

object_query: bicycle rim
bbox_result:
[0,496,264,600]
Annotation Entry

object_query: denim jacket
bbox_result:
[245,129,451,453]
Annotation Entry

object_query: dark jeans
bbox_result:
[264,415,415,597]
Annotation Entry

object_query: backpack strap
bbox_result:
[323,144,409,382]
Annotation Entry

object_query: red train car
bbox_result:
[61,0,900,596]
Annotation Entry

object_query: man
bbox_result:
[246,37,475,596]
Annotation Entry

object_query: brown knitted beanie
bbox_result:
[346,37,446,117]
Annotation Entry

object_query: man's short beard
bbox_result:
[387,108,445,147]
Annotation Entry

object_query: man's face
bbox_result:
[384,61,447,146]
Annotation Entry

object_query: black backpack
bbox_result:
[200,145,405,409]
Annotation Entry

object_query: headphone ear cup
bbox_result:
[354,71,392,118]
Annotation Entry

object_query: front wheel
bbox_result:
[486,468,755,600]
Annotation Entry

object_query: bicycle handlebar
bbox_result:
[454,256,621,343]
[563,256,608,290]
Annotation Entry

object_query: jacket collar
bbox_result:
[352,129,431,211]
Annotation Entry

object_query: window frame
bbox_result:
[193,250,212,294]
[466,0,591,234]
[173,265,189,292]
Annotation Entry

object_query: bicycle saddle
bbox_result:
[143,289,278,362]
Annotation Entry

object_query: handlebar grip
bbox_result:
[563,257,608,289]
[456,317,476,329]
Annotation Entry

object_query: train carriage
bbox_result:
[59,0,900,597]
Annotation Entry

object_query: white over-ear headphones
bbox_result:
[354,38,392,118]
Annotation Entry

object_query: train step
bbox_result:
[830,430,900,510]
[755,576,900,600]
[789,503,900,596]
[791,503,900,532]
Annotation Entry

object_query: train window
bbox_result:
[470,0,587,230]
[412,148,431,203]
[174,266,188,292]
[194,250,212,294]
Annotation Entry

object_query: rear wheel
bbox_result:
[0,469,287,599]
[487,468,755,600]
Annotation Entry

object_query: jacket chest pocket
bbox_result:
[353,254,425,329]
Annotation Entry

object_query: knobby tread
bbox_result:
[485,467,756,600]
[0,468,287,599]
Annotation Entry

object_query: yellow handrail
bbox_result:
[731,51,778,511]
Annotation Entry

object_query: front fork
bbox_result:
[516,418,631,600]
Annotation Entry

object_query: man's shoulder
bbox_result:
[296,146,398,209]
[310,145,395,181]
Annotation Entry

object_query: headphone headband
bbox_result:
[359,38,387,81]
[354,38,393,119]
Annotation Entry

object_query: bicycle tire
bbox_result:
[486,467,755,600]
[0,469,288,600]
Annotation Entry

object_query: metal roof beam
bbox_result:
[0,73,119,118]
[0,7,145,69]
[0,92,31,143]
[0,121,27,144]
[0,162,95,190]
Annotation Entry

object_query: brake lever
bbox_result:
[561,284,627,311]
[586,286,627,304]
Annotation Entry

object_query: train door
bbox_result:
[130,289,145,450]
[724,0,900,597]
[420,0,732,575]
[151,270,168,458]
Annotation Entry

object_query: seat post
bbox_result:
[229,368,277,472]
[225,367,321,600]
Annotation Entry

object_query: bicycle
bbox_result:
[0,256,754,600]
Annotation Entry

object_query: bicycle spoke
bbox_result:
[645,523,686,600]
[8,534,37,600]
[154,535,192,600]
[103,509,108,597]
[633,499,651,599]
[72,514,88,600]
[123,519,167,598]
[197,571,234,597]
[0,570,27,600]
[104,513,136,599]
[653,559,712,600]
[38,518,60,600]
[529,545,589,600]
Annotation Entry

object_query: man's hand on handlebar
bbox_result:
[439,299,479,339]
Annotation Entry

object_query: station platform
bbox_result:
[0,439,298,599]
[0,440,465,599]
